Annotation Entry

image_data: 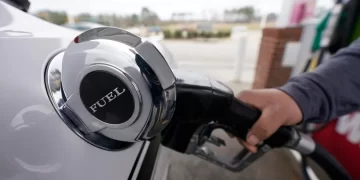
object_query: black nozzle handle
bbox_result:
[220,98,295,148]
[224,99,352,178]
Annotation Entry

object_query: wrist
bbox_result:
[277,85,305,124]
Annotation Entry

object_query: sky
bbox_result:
[28,0,334,20]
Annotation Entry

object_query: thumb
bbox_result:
[246,108,281,146]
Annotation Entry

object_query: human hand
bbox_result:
[234,89,302,152]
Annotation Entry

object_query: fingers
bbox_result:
[237,90,275,147]
[237,138,257,153]
[234,89,302,153]
[246,108,280,146]
[226,130,257,152]
[241,90,301,147]
[236,90,268,109]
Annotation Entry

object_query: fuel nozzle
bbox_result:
[161,69,260,152]
[161,70,233,152]
[160,70,299,172]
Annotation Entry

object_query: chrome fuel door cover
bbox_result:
[71,27,175,89]
[45,27,176,149]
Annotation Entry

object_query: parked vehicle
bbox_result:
[62,22,106,31]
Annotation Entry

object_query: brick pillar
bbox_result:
[252,27,303,89]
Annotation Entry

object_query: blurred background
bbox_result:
[26,0,333,88]
[28,0,331,37]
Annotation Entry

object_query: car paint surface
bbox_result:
[0,2,171,180]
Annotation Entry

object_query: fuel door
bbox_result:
[44,27,176,150]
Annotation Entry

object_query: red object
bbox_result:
[74,36,79,43]
[312,112,360,180]
[290,2,306,25]
[289,0,316,25]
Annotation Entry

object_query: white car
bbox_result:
[0,1,174,179]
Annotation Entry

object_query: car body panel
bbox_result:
[0,36,144,180]
[0,1,171,180]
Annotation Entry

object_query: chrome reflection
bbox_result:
[11,104,53,131]
[14,157,62,173]
[44,51,133,151]
[72,27,176,141]
[45,27,177,146]
[7,104,64,175]
[134,53,176,139]
[75,27,142,47]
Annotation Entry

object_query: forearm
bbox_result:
[280,39,360,123]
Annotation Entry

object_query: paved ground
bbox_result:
[159,32,305,180]
[162,31,262,84]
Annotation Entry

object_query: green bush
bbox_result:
[193,31,199,38]
[203,32,209,38]
[163,29,172,39]
[174,30,182,39]
[163,29,230,39]
[186,31,192,39]
[215,31,231,38]
[216,31,225,38]
[223,31,231,37]
[198,32,217,38]
[205,32,215,38]
[187,31,198,39]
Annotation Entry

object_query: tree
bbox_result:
[140,7,159,26]
[141,7,151,20]
[238,6,255,22]
[92,13,140,27]
[35,10,68,25]
[110,14,123,27]
[267,13,278,22]
[128,14,140,26]
[97,15,111,26]
[224,6,255,22]
[76,13,93,22]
